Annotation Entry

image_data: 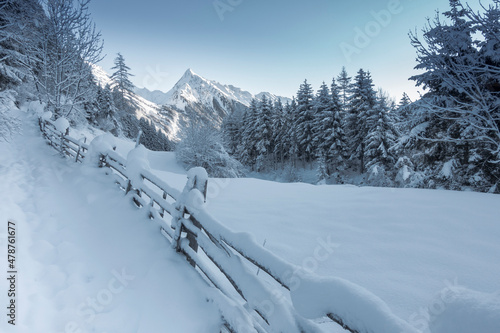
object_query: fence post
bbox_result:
[173,168,208,268]
[60,132,65,156]
[75,137,86,163]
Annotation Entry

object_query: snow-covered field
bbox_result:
[1,108,499,333]
[154,154,500,333]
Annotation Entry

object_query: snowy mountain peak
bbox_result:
[137,68,292,114]
[184,68,196,77]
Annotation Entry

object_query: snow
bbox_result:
[440,160,455,179]
[28,100,45,115]
[186,167,208,191]
[0,110,221,333]
[54,117,70,133]
[428,287,500,333]
[291,276,419,333]
[201,178,500,332]
[153,68,291,110]
[2,109,499,333]
[401,165,411,181]
[85,133,116,166]
[91,64,179,140]
[126,144,151,188]
[42,111,53,121]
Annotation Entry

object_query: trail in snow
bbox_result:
[0,110,220,333]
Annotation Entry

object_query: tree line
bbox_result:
[222,68,401,185]
[222,0,500,192]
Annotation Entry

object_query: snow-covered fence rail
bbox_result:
[39,116,89,163]
[39,117,419,333]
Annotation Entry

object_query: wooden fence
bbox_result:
[39,117,418,333]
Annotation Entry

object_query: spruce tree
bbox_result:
[272,99,286,165]
[337,67,352,111]
[222,109,243,155]
[295,80,315,162]
[286,98,300,167]
[111,53,134,109]
[237,99,259,168]
[364,93,398,173]
[346,69,377,173]
[96,84,120,135]
[312,79,349,174]
[328,79,349,172]
[254,95,273,171]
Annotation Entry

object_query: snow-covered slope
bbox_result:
[134,87,172,105]
[0,109,222,333]
[135,68,292,113]
[90,63,114,88]
[90,64,182,139]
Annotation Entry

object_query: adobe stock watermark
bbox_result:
[213,0,243,22]
[62,267,135,333]
[141,65,169,91]
[405,277,461,333]
[340,0,405,63]
[231,234,339,332]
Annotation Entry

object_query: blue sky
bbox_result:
[89,0,487,101]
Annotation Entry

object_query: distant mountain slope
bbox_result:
[90,64,182,140]
[135,68,292,115]
[92,65,292,140]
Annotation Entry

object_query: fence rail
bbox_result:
[39,117,419,333]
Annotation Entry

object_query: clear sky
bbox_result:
[89,0,489,101]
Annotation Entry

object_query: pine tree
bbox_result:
[328,79,349,172]
[295,79,315,162]
[286,98,300,167]
[364,93,398,173]
[312,82,332,158]
[398,93,411,109]
[254,95,273,171]
[311,80,348,173]
[222,109,243,155]
[237,99,259,168]
[316,152,329,183]
[394,92,413,133]
[346,69,377,173]
[111,53,134,109]
[96,84,120,135]
[337,67,352,111]
[138,118,173,151]
[272,99,287,166]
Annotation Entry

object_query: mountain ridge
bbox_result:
[135,68,292,110]
[91,65,292,140]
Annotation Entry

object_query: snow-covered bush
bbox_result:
[176,124,244,178]
[367,164,393,187]
[28,101,46,116]
[394,156,414,187]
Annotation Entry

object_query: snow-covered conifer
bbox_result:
[295,80,315,162]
